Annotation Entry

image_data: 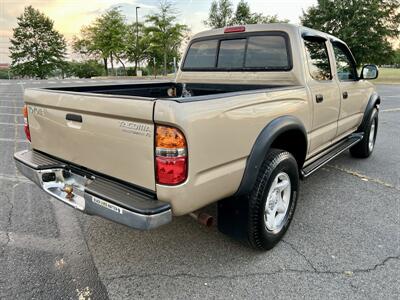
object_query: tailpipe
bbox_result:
[189,212,214,227]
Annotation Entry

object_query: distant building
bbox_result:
[0,63,10,70]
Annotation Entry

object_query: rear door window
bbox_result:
[304,39,332,80]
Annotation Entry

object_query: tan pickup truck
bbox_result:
[15,24,380,250]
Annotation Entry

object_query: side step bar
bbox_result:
[301,133,364,178]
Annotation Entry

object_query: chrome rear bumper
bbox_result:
[14,150,172,230]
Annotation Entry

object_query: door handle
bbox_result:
[316,94,324,103]
[66,113,82,123]
[342,91,348,99]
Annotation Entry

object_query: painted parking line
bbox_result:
[0,122,24,126]
[381,108,400,113]
[0,113,22,116]
[0,137,27,143]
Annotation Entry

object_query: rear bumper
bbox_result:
[14,150,172,230]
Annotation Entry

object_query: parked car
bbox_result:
[15,24,380,250]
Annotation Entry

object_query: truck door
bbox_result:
[303,36,341,156]
[331,41,366,138]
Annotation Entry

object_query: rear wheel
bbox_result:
[350,108,378,158]
[247,149,299,250]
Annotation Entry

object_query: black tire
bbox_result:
[350,108,378,158]
[247,148,299,250]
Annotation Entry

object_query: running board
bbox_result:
[301,133,364,178]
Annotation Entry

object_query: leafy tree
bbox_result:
[204,0,288,28]
[66,60,104,78]
[9,6,66,79]
[124,22,149,73]
[390,48,400,66]
[301,0,400,65]
[233,0,288,25]
[0,69,12,79]
[145,1,188,75]
[73,8,127,75]
[204,0,234,28]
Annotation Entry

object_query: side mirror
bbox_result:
[361,64,379,80]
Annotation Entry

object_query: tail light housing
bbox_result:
[22,105,31,142]
[155,125,187,185]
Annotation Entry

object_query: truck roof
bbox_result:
[192,23,346,45]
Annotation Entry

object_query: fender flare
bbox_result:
[358,92,380,132]
[234,115,307,198]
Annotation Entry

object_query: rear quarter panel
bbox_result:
[155,87,311,215]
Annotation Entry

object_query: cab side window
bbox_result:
[332,43,357,81]
[304,39,332,81]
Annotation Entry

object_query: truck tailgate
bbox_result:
[25,88,156,191]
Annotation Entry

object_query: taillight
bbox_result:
[155,125,187,185]
[22,105,31,142]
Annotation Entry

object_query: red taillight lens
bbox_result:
[224,26,246,33]
[155,125,187,185]
[156,156,187,185]
[22,105,31,142]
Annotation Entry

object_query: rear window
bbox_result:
[245,36,289,68]
[217,39,246,68]
[183,39,218,68]
[183,33,291,71]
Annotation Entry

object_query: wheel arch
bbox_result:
[358,92,380,132]
[234,115,307,198]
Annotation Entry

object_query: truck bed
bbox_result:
[45,82,293,101]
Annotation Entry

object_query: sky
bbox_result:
[0,0,318,64]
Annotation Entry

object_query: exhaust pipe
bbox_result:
[189,212,214,227]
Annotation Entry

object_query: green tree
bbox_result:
[391,48,400,66]
[73,8,127,75]
[204,0,287,28]
[9,6,66,79]
[233,0,288,25]
[145,1,188,75]
[301,0,400,65]
[66,60,104,78]
[204,0,233,28]
[124,22,149,73]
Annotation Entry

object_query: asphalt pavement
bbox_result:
[0,79,399,299]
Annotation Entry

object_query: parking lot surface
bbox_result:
[0,79,399,299]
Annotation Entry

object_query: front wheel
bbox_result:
[247,149,299,250]
[350,108,378,158]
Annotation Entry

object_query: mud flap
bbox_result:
[217,196,249,241]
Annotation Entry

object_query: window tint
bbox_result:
[184,39,218,68]
[304,39,332,80]
[217,39,246,68]
[182,34,291,71]
[333,43,357,81]
[245,36,288,68]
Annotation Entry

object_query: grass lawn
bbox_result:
[373,68,400,84]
